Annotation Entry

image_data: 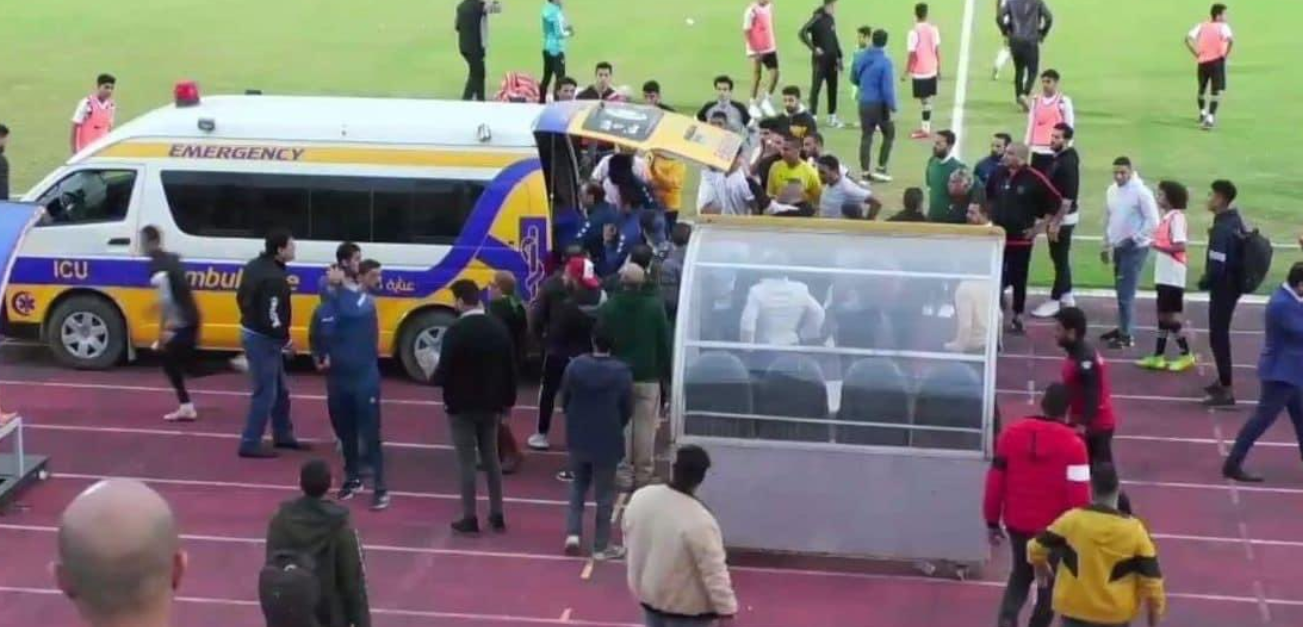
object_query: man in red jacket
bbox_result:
[1053,306,1118,464]
[985,383,1090,627]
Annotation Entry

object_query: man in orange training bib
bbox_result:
[1185,3,1234,130]
[70,74,116,155]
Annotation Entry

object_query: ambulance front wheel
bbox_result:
[46,294,127,371]
[397,309,456,383]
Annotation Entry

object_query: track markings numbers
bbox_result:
[1025,380,1036,405]
[559,608,573,622]
[580,560,595,580]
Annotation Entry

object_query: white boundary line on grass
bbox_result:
[950,0,978,155]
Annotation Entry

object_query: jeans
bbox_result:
[162,325,198,404]
[1049,224,1075,300]
[810,54,839,116]
[449,413,504,520]
[462,51,486,101]
[1226,380,1303,468]
[620,383,661,488]
[1003,242,1034,315]
[857,101,896,172]
[239,330,295,451]
[1208,288,1241,388]
[1111,243,1149,337]
[539,51,567,103]
[1010,39,1040,98]
[328,376,385,492]
[537,353,572,435]
[567,460,618,551]
[998,531,1055,627]
[642,609,718,627]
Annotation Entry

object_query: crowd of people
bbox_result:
[15,2,1303,627]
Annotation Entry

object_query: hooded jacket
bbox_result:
[265,497,370,627]
[1029,505,1166,625]
[531,275,605,358]
[851,46,897,110]
[238,252,293,341]
[984,415,1091,535]
[561,354,634,466]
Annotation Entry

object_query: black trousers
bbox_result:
[1049,224,1075,300]
[462,51,486,101]
[1209,288,1241,388]
[1002,243,1034,315]
[857,101,895,172]
[162,325,198,404]
[998,531,1055,627]
[536,353,572,435]
[539,51,566,103]
[1010,39,1040,99]
[1085,428,1114,465]
[1030,152,1055,174]
[810,55,839,116]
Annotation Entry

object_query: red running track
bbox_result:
[0,296,1300,626]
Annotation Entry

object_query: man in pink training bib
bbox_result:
[70,74,116,155]
[1185,3,1233,130]
[905,3,941,139]
[744,0,781,119]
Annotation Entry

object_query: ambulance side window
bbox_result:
[36,169,136,226]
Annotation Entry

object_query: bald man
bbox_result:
[986,141,1062,332]
[55,479,186,627]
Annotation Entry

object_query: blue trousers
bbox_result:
[1227,380,1303,468]
[566,459,618,551]
[1112,243,1150,337]
[328,375,385,492]
[239,330,295,451]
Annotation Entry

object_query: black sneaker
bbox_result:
[1008,316,1025,335]
[489,513,506,533]
[555,470,575,483]
[371,492,391,511]
[1222,461,1263,483]
[450,517,480,534]
[1203,388,1237,409]
[1204,381,1224,396]
[1106,334,1134,349]
[273,440,314,452]
[238,446,278,459]
[337,480,363,501]
[1099,328,1121,342]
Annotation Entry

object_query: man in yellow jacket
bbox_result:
[1028,463,1166,627]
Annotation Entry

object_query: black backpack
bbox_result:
[259,551,322,627]
[1236,226,1274,294]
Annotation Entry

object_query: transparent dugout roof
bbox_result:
[673,218,1006,456]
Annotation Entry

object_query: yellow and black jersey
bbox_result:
[1028,504,1167,625]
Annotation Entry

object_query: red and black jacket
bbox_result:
[1061,340,1117,433]
[984,415,1091,535]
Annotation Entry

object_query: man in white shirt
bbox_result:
[591,149,651,208]
[697,154,757,216]
[740,271,826,346]
[815,155,879,219]
[1099,156,1160,349]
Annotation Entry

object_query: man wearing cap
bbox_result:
[598,264,672,490]
[528,254,605,452]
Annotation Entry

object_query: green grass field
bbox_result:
[1,0,1299,291]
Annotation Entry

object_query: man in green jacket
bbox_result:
[264,460,370,627]
[925,130,967,222]
[598,264,672,490]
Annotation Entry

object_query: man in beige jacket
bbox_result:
[623,445,738,626]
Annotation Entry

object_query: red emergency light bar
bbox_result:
[174,81,201,107]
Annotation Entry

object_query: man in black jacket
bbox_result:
[528,254,603,452]
[142,225,202,423]
[799,0,844,128]
[433,279,518,534]
[1199,179,1246,408]
[1000,0,1054,109]
[987,142,1062,333]
[236,229,309,458]
[264,460,370,627]
[455,0,502,101]
[1031,122,1081,319]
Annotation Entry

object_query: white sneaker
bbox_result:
[164,403,198,422]
[748,100,763,120]
[760,97,777,118]
[228,354,249,373]
[1060,293,1076,308]
[827,115,846,129]
[564,535,581,556]
[527,433,550,451]
[593,546,627,561]
[1031,300,1062,318]
[938,304,956,319]
[868,169,893,182]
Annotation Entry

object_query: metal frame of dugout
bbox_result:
[670,216,1005,567]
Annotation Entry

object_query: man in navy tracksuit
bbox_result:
[1223,263,1303,483]
[1199,179,1246,408]
[312,259,389,511]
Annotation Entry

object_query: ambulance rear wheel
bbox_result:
[398,309,456,382]
[46,295,126,370]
